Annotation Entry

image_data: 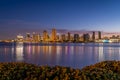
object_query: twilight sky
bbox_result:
[0,0,120,39]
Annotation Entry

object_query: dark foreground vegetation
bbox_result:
[0,61,120,80]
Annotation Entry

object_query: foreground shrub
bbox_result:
[0,61,120,80]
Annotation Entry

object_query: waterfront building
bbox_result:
[67,32,71,41]
[32,32,41,42]
[95,39,103,43]
[26,33,30,38]
[26,33,32,42]
[92,31,95,41]
[61,34,66,42]
[16,34,24,42]
[56,35,60,41]
[43,30,49,42]
[83,33,90,42]
[51,28,57,42]
[74,34,79,42]
[103,36,109,40]
[32,32,36,41]
[117,35,119,38]
[79,36,84,42]
[109,35,120,42]
[98,31,101,39]
[109,39,119,42]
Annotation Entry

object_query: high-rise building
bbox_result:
[51,28,57,42]
[56,35,60,41]
[74,34,79,42]
[26,33,30,38]
[43,30,48,42]
[83,33,90,42]
[32,32,36,41]
[26,33,31,42]
[61,34,66,42]
[16,34,24,42]
[67,32,71,41]
[92,31,95,41]
[116,35,119,38]
[98,31,101,39]
[32,32,41,42]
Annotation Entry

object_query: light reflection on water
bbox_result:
[16,43,24,61]
[0,43,120,68]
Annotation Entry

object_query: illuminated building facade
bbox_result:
[67,32,71,41]
[92,31,95,41]
[32,32,41,42]
[83,33,90,42]
[98,31,101,39]
[74,34,79,42]
[14,29,120,43]
[56,35,60,41]
[43,30,49,42]
[61,34,66,42]
[51,28,57,42]
[16,34,24,42]
[26,33,32,42]
[26,33,30,38]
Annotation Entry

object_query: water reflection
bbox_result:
[98,46,104,61]
[15,43,24,61]
[14,43,120,68]
[1,43,120,68]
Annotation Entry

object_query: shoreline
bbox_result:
[0,41,120,44]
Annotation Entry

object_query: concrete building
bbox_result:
[51,28,57,42]
[43,30,48,42]
[67,32,71,41]
[16,34,24,42]
[61,34,66,42]
[83,33,90,42]
[98,31,101,39]
[74,34,79,42]
[92,31,95,41]
[56,35,60,41]
[32,32,41,42]
[26,33,32,42]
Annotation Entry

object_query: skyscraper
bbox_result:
[43,30,48,42]
[32,32,36,41]
[32,32,41,42]
[92,31,95,41]
[26,33,31,42]
[16,34,24,42]
[74,34,79,42]
[98,31,101,39]
[26,33,30,38]
[51,28,57,42]
[83,33,90,42]
[67,32,71,41]
[61,34,66,42]
[56,35,60,41]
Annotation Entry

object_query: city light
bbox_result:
[0,28,120,43]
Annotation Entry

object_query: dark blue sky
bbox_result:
[0,0,120,39]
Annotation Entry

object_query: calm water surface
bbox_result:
[0,42,120,68]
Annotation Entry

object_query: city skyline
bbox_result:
[14,28,103,43]
[1,0,120,39]
[0,27,120,40]
[0,28,116,43]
